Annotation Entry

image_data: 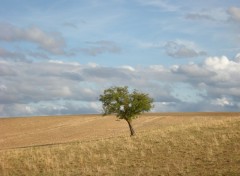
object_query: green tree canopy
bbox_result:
[99,86,154,136]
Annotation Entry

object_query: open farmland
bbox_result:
[0,112,240,175]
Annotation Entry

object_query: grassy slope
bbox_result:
[0,113,240,175]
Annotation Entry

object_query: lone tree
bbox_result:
[99,86,154,136]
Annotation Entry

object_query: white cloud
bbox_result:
[211,97,233,107]
[235,53,240,62]
[87,62,99,68]
[48,60,80,66]
[186,8,228,22]
[0,47,28,62]
[186,13,215,21]
[121,65,135,72]
[173,63,211,77]
[228,6,240,22]
[137,41,163,49]
[79,40,121,56]
[0,22,66,55]
[62,22,79,29]
[204,56,240,73]
[204,56,230,70]
[0,85,7,91]
[164,40,207,58]
[0,62,17,76]
[137,0,178,12]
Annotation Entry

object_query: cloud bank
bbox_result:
[1,54,240,117]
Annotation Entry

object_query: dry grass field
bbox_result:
[0,112,240,175]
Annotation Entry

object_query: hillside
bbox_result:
[0,112,238,150]
[0,113,240,175]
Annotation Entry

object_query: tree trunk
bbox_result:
[126,120,135,136]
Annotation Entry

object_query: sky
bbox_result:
[0,0,240,117]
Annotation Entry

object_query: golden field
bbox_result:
[0,112,240,175]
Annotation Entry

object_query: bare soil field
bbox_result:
[0,112,239,150]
